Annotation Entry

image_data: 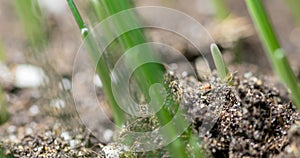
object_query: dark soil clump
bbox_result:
[177,72,300,157]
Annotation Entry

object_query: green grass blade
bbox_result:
[13,0,46,52]
[69,1,205,156]
[96,1,190,156]
[245,0,280,58]
[274,49,300,107]
[246,0,300,108]
[67,0,125,126]
[210,43,229,82]
[90,1,192,156]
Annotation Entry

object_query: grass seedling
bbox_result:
[246,0,300,108]
[212,0,230,20]
[13,0,46,53]
[211,43,231,83]
[285,0,300,26]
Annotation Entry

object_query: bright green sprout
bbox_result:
[210,43,231,83]
[246,0,300,108]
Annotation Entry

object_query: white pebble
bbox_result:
[94,75,103,88]
[61,131,71,141]
[25,128,33,135]
[7,125,17,133]
[50,99,65,109]
[29,105,40,116]
[103,129,113,142]
[14,64,45,88]
[38,0,67,15]
[69,139,80,149]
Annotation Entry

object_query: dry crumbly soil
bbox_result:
[1,72,300,158]
[177,72,300,158]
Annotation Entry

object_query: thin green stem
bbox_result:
[66,0,88,38]
[246,0,300,108]
[245,0,280,56]
[66,0,125,126]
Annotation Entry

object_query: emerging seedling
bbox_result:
[210,43,231,83]
[246,0,300,108]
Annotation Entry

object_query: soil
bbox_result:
[1,71,300,158]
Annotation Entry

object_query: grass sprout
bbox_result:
[210,43,231,83]
[246,0,300,108]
